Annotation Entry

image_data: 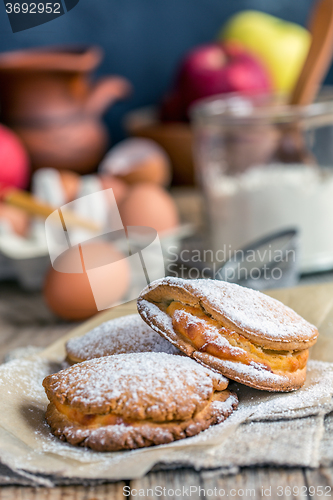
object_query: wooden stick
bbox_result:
[3,188,101,233]
[290,0,333,106]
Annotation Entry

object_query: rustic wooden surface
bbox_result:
[1,282,333,499]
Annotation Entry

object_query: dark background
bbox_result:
[0,0,328,142]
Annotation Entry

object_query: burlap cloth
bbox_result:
[1,282,333,486]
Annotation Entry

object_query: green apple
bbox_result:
[220,10,311,94]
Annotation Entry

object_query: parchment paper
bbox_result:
[1,282,333,485]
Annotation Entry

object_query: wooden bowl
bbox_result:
[124,107,194,186]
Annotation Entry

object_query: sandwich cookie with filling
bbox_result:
[66,314,180,364]
[137,277,319,392]
[43,352,237,451]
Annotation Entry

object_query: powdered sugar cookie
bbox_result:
[66,314,180,364]
[43,352,236,451]
[137,278,319,392]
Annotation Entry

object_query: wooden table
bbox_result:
[1,282,333,500]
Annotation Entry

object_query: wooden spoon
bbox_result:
[274,0,333,164]
[0,185,101,233]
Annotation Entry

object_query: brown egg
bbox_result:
[99,174,129,206]
[100,138,171,186]
[43,242,130,321]
[0,203,29,237]
[58,170,81,203]
[119,183,179,234]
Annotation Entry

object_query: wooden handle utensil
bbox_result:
[274,0,333,164]
[1,186,101,233]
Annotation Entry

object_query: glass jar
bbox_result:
[191,91,333,273]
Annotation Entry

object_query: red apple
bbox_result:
[160,42,272,121]
[0,124,30,189]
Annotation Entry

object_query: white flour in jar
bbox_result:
[205,164,333,272]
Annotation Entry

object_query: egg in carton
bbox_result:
[0,170,107,290]
[0,169,192,291]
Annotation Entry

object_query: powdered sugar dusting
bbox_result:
[1,353,332,477]
[236,360,333,421]
[1,357,53,403]
[139,301,174,332]
[138,300,179,347]
[144,277,318,344]
[45,353,228,419]
[212,359,290,385]
[211,394,239,424]
[66,314,179,361]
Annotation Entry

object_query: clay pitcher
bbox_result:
[0,46,131,173]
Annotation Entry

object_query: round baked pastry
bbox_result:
[66,314,180,364]
[137,277,319,392]
[43,352,237,451]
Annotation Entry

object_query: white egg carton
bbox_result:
[0,170,193,291]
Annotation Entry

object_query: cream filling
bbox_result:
[165,301,308,373]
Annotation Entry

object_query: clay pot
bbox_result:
[0,46,131,173]
[125,107,194,186]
